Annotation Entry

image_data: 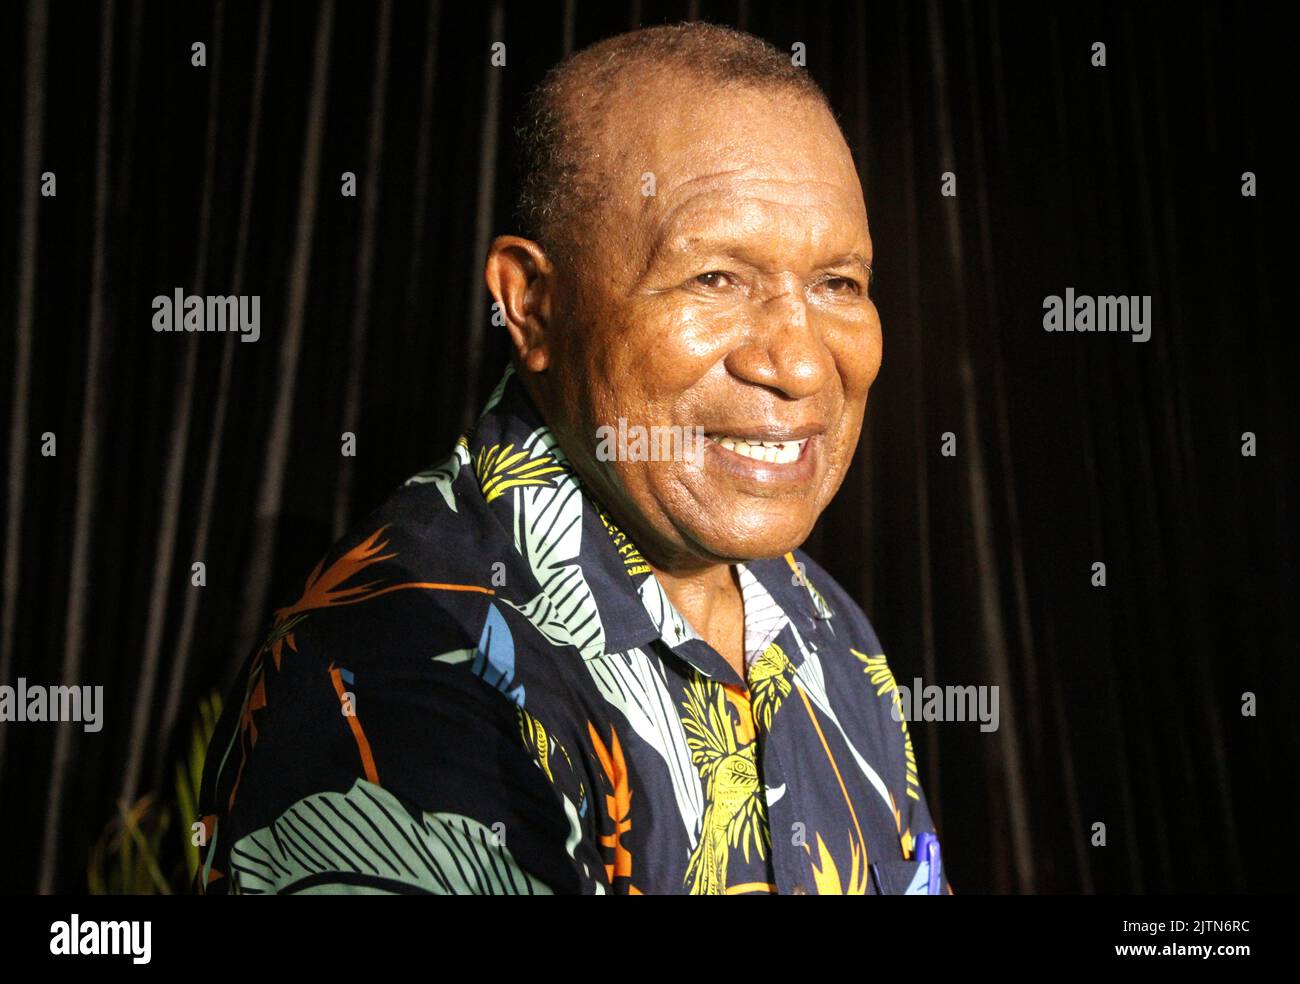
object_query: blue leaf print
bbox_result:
[473,602,525,706]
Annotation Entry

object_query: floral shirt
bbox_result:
[195,367,951,895]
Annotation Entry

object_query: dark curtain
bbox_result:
[1,0,1295,894]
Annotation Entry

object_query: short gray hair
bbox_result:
[512,22,833,262]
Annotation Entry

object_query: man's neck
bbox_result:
[519,381,750,681]
[650,562,747,683]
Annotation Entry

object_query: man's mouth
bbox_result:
[706,434,809,465]
[698,424,825,485]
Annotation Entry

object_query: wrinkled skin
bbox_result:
[485,74,882,675]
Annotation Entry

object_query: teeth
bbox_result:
[710,435,807,464]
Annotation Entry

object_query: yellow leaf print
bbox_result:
[474,443,567,504]
[854,649,922,803]
[518,707,586,810]
[748,642,795,733]
[518,707,554,781]
[679,676,770,894]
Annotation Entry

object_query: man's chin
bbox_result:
[685,513,816,564]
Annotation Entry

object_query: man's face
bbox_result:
[541,79,881,569]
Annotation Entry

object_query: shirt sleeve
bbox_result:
[196,601,607,895]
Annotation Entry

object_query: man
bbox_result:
[196,22,950,895]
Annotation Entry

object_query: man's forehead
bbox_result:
[567,73,866,267]
[636,151,869,263]
[650,168,866,228]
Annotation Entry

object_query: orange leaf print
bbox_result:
[721,683,757,746]
[806,831,869,895]
[588,721,633,887]
[264,525,493,670]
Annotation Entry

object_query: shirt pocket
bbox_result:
[869,857,941,895]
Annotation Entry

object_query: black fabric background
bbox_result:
[0,0,1295,894]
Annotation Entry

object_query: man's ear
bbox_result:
[484,236,553,373]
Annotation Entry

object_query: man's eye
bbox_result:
[693,271,734,289]
[818,276,861,295]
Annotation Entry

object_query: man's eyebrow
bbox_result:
[640,234,752,276]
[657,236,749,259]
[823,252,873,274]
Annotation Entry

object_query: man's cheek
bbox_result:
[830,312,882,387]
[866,316,885,375]
[660,310,739,376]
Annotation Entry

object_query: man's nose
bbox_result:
[723,289,834,400]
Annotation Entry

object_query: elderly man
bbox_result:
[196,22,950,895]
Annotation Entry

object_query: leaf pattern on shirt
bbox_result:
[588,721,636,892]
[807,830,869,895]
[583,647,704,848]
[227,779,552,895]
[497,427,607,661]
[749,642,796,733]
[474,442,566,504]
[790,624,896,817]
[679,676,769,894]
[855,649,922,802]
[404,435,471,512]
[518,707,591,868]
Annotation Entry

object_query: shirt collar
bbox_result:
[462,367,833,684]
